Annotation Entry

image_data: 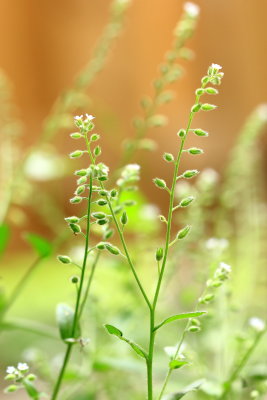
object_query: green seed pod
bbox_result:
[57,255,72,264]
[163,153,174,162]
[98,176,108,181]
[77,176,87,185]
[121,211,128,225]
[147,114,168,128]
[99,190,108,196]
[70,132,83,139]
[191,104,201,113]
[97,218,108,225]
[90,133,100,141]
[75,185,85,195]
[105,243,120,255]
[26,374,37,381]
[104,229,114,239]
[176,225,191,240]
[177,129,186,138]
[179,196,195,207]
[201,76,209,84]
[75,169,88,176]
[92,212,106,219]
[70,196,83,204]
[153,178,167,189]
[96,242,106,250]
[205,87,218,95]
[193,129,209,137]
[188,148,204,155]
[110,189,118,198]
[5,385,18,393]
[97,199,107,206]
[201,103,217,111]
[155,247,164,261]
[4,374,16,381]
[70,275,79,284]
[191,318,201,327]
[94,146,101,157]
[201,293,215,303]
[195,88,205,96]
[69,223,81,234]
[188,326,201,333]
[114,205,123,214]
[64,216,80,223]
[69,150,84,158]
[182,169,199,179]
[124,200,136,207]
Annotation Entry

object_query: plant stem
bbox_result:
[51,175,93,400]
[219,329,266,400]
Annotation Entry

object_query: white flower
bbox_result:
[184,2,200,17]
[85,114,95,121]
[249,317,266,332]
[206,238,229,251]
[24,150,65,181]
[126,164,140,172]
[211,63,222,71]
[219,262,231,274]
[6,366,16,374]
[74,115,83,120]
[17,362,29,372]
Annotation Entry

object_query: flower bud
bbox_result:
[193,129,209,137]
[191,104,201,113]
[77,176,87,185]
[69,223,81,234]
[205,87,218,95]
[57,255,72,264]
[155,247,164,261]
[195,88,205,96]
[153,178,167,189]
[4,385,18,393]
[94,146,101,157]
[75,185,85,195]
[179,196,195,207]
[97,218,108,225]
[110,189,117,198]
[188,147,204,155]
[104,229,114,239]
[70,132,83,139]
[96,242,106,250]
[75,169,88,176]
[69,150,84,158]
[163,153,174,162]
[188,326,201,333]
[176,225,191,239]
[92,212,106,219]
[70,196,83,204]
[70,275,79,284]
[201,103,217,111]
[64,216,80,223]
[105,243,120,255]
[26,374,37,381]
[177,129,186,138]
[121,211,128,225]
[97,199,107,206]
[90,133,100,141]
[99,190,108,196]
[182,169,199,179]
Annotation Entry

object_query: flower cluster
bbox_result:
[4,363,43,397]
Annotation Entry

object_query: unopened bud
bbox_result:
[105,243,120,255]
[69,150,84,158]
[121,211,128,225]
[156,247,164,261]
[153,178,167,189]
[183,169,199,179]
[163,153,174,162]
[193,129,209,137]
[176,225,191,239]
[179,196,195,207]
[201,103,217,111]
[188,148,204,155]
[57,255,72,264]
[70,196,83,204]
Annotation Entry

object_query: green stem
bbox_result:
[219,329,266,400]
[51,175,93,400]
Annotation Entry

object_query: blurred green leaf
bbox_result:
[0,224,10,257]
[23,379,40,399]
[56,303,80,341]
[154,311,206,331]
[163,379,204,399]
[169,360,189,370]
[24,233,53,258]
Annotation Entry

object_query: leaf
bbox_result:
[163,379,205,400]
[0,224,10,257]
[104,324,147,359]
[169,360,189,370]
[104,324,123,337]
[56,304,80,341]
[24,233,53,258]
[154,311,206,331]
[23,379,40,399]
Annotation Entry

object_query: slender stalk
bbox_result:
[219,329,266,400]
[51,175,93,400]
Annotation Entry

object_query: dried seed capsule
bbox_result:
[153,178,167,189]
[57,255,72,264]
[176,225,191,240]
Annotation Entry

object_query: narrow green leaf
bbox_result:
[128,341,147,359]
[24,233,53,258]
[169,360,189,370]
[0,224,10,257]
[163,379,204,399]
[23,379,40,399]
[104,324,123,337]
[154,311,206,331]
[56,303,80,341]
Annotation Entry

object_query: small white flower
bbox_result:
[184,2,200,17]
[17,362,29,372]
[6,366,16,374]
[219,262,231,274]
[249,317,266,332]
[206,238,229,251]
[211,63,222,71]
[127,163,140,172]
[74,115,83,120]
[85,114,95,121]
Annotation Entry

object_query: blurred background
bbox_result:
[0,0,267,399]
